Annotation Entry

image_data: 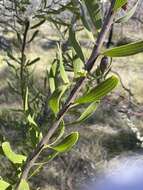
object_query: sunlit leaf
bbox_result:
[18,179,30,190]
[0,179,10,190]
[50,132,79,152]
[27,114,38,127]
[102,41,143,57]
[116,1,139,23]
[58,45,69,84]
[75,75,119,104]
[49,77,55,93]
[72,49,86,78]
[2,142,27,164]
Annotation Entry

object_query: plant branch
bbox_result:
[16,0,116,188]
[20,19,29,107]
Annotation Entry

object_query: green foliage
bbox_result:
[18,179,30,190]
[76,102,99,123]
[103,41,143,57]
[69,28,85,62]
[58,45,70,84]
[83,0,102,31]
[75,76,119,104]
[113,0,127,11]
[116,1,139,23]
[50,132,79,152]
[2,142,27,164]
[0,179,10,190]
[0,0,140,189]
[49,85,68,115]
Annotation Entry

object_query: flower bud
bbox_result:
[100,56,109,74]
[122,3,128,11]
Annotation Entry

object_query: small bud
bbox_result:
[100,56,109,74]
[122,3,128,11]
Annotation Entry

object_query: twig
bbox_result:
[111,70,134,97]
[16,0,116,188]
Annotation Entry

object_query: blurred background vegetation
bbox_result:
[0,0,143,189]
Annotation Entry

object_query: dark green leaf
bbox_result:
[77,101,99,122]
[49,85,68,115]
[50,120,65,145]
[26,57,40,66]
[28,30,39,43]
[69,28,85,62]
[58,45,69,84]
[75,75,119,104]
[83,0,102,30]
[31,19,46,29]
[48,61,58,93]
[7,52,19,63]
[103,41,143,57]
[28,114,42,146]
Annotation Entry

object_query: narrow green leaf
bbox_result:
[2,142,27,164]
[28,114,42,146]
[49,85,68,115]
[83,0,102,30]
[72,49,86,78]
[50,120,65,145]
[48,61,58,93]
[51,132,79,152]
[77,101,99,123]
[113,0,127,11]
[102,41,143,57]
[7,52,19,63]
[116,1,139,23]
[69,28,85,62]
[24,87,29,111]
[58,45,69,84]
[26,57,40,66]
[75,75,119,104]
[79,1,91,31]
[18,179,30,190]
[31,19,45,29]
[0,179,10,190]
[35,151,59,165]
[16,32,22,44]
[49,77,55,93]
[28,30,39,43]
[27,114,38,127]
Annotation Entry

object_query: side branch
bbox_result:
[16,0,116,188]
